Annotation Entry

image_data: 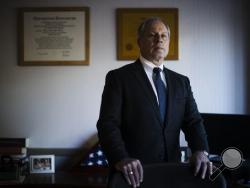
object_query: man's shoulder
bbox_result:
[108,61,140,74]
[104,61,140,82]
[165,68,188,80]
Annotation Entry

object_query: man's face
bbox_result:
[138,21,170,65]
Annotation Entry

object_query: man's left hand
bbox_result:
[189,151,213,179]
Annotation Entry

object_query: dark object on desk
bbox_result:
[201,113,250,158]
[201,113,250,184]
[108,163,227,188]
[0,156,26,185]
[0,138,29,148]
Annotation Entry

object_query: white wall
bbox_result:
[0,0,249,148]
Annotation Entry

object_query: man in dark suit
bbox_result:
[97,17,212,188]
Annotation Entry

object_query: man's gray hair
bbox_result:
[137,17,170,39]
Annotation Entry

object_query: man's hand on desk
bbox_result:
[190,151,213,179]
[115,158,143,188]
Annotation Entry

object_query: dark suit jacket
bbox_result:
[97,60,209,167]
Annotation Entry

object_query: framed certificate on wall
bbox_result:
[18,7,90,66]
[117,8,178,60]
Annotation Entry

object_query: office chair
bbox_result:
[108,163,227,188]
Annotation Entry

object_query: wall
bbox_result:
[0,0,249,149]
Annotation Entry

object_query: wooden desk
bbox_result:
[1,171,108,188]
[1,170,248,188]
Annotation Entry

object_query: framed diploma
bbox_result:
[18,7,90,66]
[117,8,178,60]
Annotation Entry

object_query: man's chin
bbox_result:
[151,57,165,66]
[154,54,166,61]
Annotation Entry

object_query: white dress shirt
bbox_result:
[140,55,167,104]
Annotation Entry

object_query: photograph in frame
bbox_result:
[117,8,178,60]
[18,7,90,66]
[30,155,55,173]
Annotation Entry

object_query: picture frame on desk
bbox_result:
[30,155,55,173]
[18,7,90,66]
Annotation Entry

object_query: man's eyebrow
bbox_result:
[150,31,168,34]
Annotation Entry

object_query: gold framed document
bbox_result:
[117,8,178,60]
[18,7,90,66]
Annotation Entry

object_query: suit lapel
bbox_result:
[163,67,173,130]
[132,60,163,127]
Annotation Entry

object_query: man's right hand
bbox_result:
[115,158,143,188]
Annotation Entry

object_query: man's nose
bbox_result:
[155,34,163,42]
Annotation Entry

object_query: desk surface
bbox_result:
[1,170,249,188]
[1,171,108,188]
[26,172,107,187]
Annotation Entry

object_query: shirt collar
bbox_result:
[139,55,164,72]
